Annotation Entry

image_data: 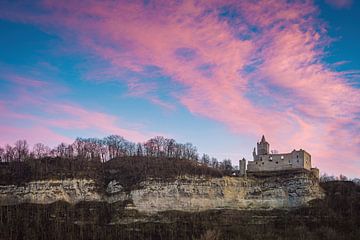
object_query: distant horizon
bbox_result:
[0,0,359,177]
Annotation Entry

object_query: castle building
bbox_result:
[239,158,246,176]
[246,135,315,174]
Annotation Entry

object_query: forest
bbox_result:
[0,135,235,188]
[0,135,233,168]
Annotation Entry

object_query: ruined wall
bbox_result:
[0,171,324,213]
[248,150,312,172]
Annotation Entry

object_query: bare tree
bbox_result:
[220,159,233,173]
[104,135,129,158]
[65,144,74,158]
[32,143,51,159]
[0,146,4,162]
[14,140,29,162]
[4,145,15,162]
[56,142,69,158]
[211,157,219,168]
[144,138,157,157]
[99,144,108,162]
[339,174,348,181]
[136,143,144,156]
[183,143,198,161]
[72,138,88,158]
[164,138,176,157]
[320,173,336,182]
[201,154,210,165]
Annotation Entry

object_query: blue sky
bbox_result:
[0,0,359,177]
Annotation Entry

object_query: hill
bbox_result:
[0,156,224,189]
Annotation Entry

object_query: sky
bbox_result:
[0,0,359,177]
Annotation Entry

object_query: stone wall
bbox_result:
[248,150,312,172]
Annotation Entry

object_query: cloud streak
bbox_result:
[0,73,154,146]
[0,0,359,176]
[325,0,353,9]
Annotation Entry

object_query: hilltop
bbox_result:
[0,156,224,188]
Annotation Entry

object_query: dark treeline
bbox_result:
[0,135,233,171]
[320,173,360,184]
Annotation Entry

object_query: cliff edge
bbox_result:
[0,170,324,213]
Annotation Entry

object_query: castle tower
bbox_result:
[239,158,246,177]
[257,135,269,155]
[252,147,257,160]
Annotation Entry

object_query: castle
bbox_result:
[239,135,319,178]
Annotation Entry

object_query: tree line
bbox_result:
[320,173,360,185]
[0,135,234,172]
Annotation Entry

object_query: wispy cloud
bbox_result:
[325,0,353,9]
[0,72,155,146]
[0,0,359,175]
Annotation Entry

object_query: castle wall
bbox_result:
[304,152,311,169]
[247,150,311,172]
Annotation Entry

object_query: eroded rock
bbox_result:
[0,171,324,213]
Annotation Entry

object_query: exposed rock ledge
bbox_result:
[0,179,102,205]
[0,171,324,213]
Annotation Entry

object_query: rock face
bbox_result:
[0,179,102,205]
[0,171,324,213]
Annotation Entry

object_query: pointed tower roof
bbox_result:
[261,135,266,142]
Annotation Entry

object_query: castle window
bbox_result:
[262,162,264,165]
[281,156,284,160]
[276,161,278,164]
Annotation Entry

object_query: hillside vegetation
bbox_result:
[0,156,224,189]
[0,135,233,188]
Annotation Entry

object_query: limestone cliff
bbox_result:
[0,171,324,213]
[0,179,102,205]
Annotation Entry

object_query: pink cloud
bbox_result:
[0,125,73,147]
[125,78,176,110]
[0,1,359,176]
[1,101,150,146]
[0,73,156,146]
[325,0,353,9]
[5,75,48,87]
[47,103,151,142]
